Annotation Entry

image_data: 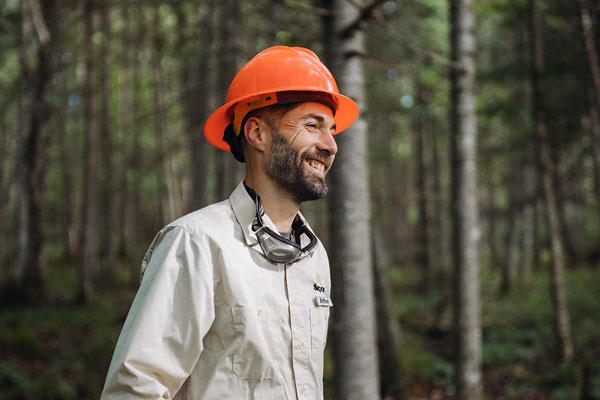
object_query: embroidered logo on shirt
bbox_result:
[313,273,325,293]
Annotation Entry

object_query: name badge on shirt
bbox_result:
[315,296,333,307]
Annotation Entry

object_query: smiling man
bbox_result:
[101,46,358,400]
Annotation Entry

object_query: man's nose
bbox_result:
[318,131,338,155]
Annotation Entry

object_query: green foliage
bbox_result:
[0,289,135,399]
[390,264,600,398]
[401,335,453,386]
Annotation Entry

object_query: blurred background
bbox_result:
[1,0,600,399]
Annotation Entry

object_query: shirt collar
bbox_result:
[228,181,315,250]
[229,182,259,247]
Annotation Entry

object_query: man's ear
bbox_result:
[243,117,269,152]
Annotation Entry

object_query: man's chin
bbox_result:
[284,179,328,203]
[302,181,329,201]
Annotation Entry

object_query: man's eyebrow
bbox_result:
[303,114,325,121]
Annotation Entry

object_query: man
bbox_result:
[101,46,358,399]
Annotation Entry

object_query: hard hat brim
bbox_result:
[204,88,359,152]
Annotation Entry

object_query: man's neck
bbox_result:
[244,178,299,232]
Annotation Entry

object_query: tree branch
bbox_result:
[339,0,388,38]
[25,0,50,46]
[372,9,459,69]
[282,0,330,17]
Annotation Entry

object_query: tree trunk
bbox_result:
[151,7,185,224]
[373,226,406,400]
[587,93,600,212]
[267,0,283,45]
[431,125,448,280]
[178,2,215,212]
[556,184,577,263]
[115,3,132,264]
[414,85,431,291]
[0,93,17,287]
[528,0,574,363]
[98,0,115,279]
[578,0,600,213]
[325,1,380,399]
[501,196,519,296]
[0,122,6,285]
[14,0,58,302]
[449,0,483,398]
[215,0,242,200]
[119,3,144,273]
[521,197,535,283]
[56,82,77,262]
[501,167,523,295]
[79,0,98,303]
[486,181,501,269]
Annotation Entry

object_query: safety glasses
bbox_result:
[251,193,318,264]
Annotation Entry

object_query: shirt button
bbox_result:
[300,387,306,394]
[295,341,303,349]
[257,308,262,317]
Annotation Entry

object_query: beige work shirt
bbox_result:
[101,182,332,399]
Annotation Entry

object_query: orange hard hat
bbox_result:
[204,46,359,154]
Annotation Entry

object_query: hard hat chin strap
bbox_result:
[223,92,279,164]
[223,123,245,163]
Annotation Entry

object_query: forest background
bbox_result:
[1,0,600,399]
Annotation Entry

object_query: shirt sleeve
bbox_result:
[101,226,215,399]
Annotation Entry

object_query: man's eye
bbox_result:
[305,123,318,130]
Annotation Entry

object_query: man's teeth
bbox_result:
[307,160,325,171]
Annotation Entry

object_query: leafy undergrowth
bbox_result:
[389,265,600,399]
[1,262,599,399]
[0,264,137,400]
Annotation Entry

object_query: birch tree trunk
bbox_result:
[449,0,483,398]
[528,0,573,363]
[324,1,380,399]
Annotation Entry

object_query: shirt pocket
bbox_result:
[310,307,330,379]
[231,305,283,380]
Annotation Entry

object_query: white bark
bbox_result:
[449,0,483,398]
[327,1,380,399]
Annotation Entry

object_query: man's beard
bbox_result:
[266,132,331,203]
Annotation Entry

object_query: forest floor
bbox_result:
[0,260,599,399]
[387,264,600,400]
